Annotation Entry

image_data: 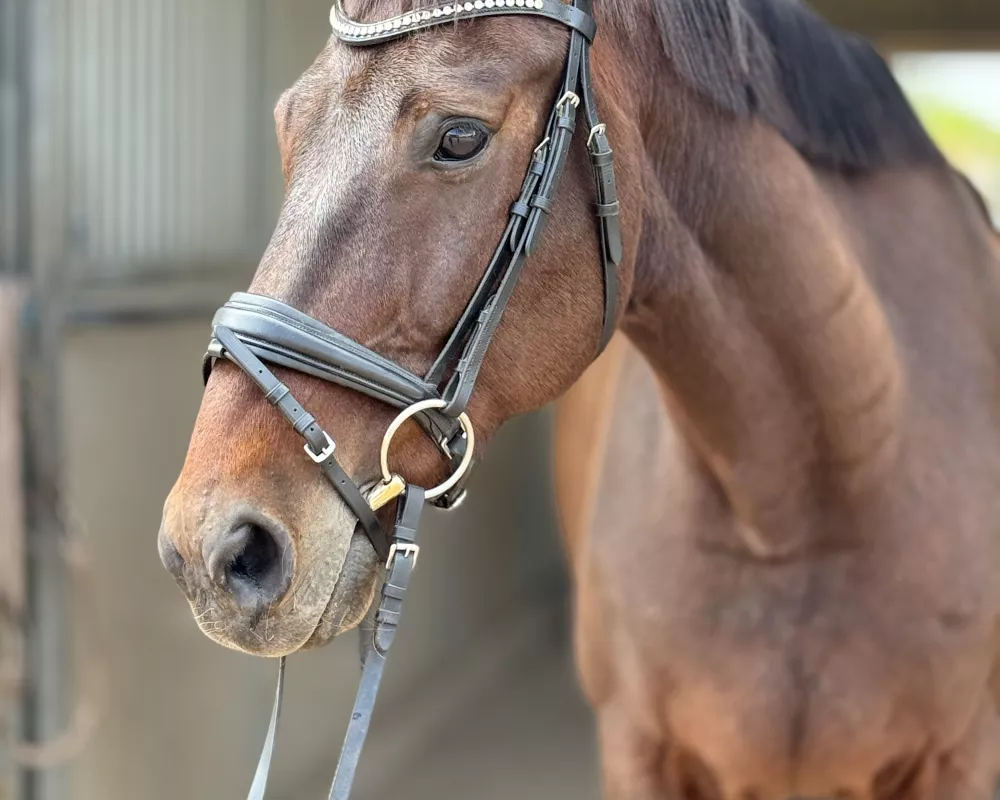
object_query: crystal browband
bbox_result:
[329,0,597,44]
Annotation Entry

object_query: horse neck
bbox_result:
[619,87,906,557]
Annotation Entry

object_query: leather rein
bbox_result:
[201,0,621,796]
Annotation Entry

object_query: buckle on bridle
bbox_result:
[386,542,420,570]
[587,123,607,149]
[303,431,336,463]
[367,474,406,511]
[556,91,580,114]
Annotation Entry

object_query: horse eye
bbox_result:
[434,121,490,162]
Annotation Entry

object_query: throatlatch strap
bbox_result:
[579,35,622,352]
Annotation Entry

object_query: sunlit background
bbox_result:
[0,2,998,799]
[894,51,1000,222]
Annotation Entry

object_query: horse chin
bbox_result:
[301,531,381,650]
[190,525,379,657]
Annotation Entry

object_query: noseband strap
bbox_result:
[205,293,467,457]
[208,293,440,410]
[203,1,622,797]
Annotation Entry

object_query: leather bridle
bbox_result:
[201,0,621,796]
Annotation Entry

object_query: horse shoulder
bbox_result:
[553,333,629,558]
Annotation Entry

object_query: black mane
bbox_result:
[640,0,944,170]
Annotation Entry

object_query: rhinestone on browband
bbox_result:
[330,0,549,40]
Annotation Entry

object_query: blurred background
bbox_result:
[0,1,998,798]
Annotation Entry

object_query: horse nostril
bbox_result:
[158,535,187,583]
[204,520,292,611]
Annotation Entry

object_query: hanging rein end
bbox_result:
[326,486,428,800]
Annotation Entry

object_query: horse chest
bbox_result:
[577,478,997,798]
[569,383,998,797]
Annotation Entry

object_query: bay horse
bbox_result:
[158,0,1000,797]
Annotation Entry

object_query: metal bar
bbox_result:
[0,0,30,280]
[17,299,69,800]
[0,0,32,794]
[0,282,26,800]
